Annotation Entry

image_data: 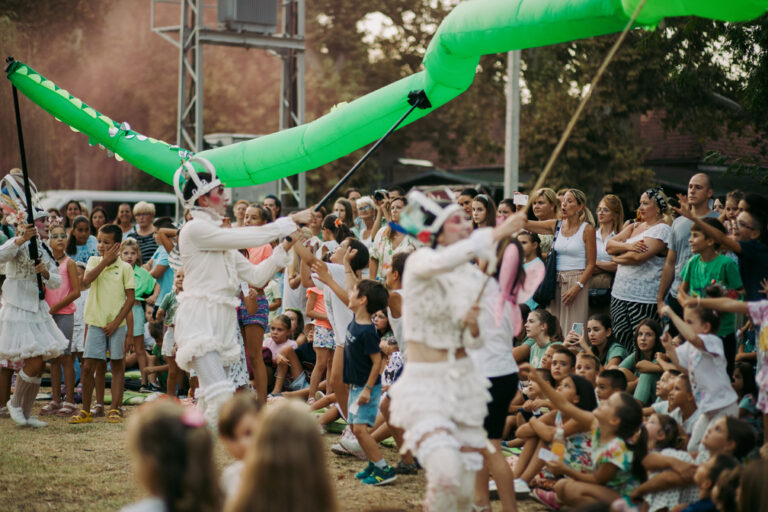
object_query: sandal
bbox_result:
[40,401,62,416]
[107,409,123,423]
[69,410,92,424]
[90,403,105,417]
[56,402,78,417]
[531,488,561,510]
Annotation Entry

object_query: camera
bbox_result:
[373,189,389,201]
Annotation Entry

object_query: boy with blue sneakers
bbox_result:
[345,279,395,485]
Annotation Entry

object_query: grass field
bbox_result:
[0,396,547,512]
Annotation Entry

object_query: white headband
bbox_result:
[173,157,222,206]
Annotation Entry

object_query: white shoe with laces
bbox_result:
[339,426,367,460]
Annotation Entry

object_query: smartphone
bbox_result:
[514,193,529,206]
[572,322,584,336]
[662,322,670,338]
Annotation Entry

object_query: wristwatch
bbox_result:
[576,281,584,289]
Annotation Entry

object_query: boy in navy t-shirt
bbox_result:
[343,279,395,485]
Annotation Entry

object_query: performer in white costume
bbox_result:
[0,172,67,427]
[387,191,526,512]
[172,158,310,424]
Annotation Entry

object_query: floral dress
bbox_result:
[591,421,639,500]
[370,229,416,281]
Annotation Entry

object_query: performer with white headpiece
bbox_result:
[172,157,311,424]
[387,190,527,512]
[0,170,66,427]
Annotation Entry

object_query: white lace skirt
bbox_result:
[388,357,491,465]
[174,297,241,372]
[0,300,68,361]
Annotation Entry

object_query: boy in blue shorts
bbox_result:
[344,279,395,485]
[70,225,135,424]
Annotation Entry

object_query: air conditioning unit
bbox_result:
[218,0,278,34]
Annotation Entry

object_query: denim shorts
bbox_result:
[132,303,146,337]
[84,325,128,361]
[347,383,382,427]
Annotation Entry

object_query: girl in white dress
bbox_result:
[0,204,67,427]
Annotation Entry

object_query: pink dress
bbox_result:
[45,256,75,314]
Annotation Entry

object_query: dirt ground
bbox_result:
[0,397,548,512]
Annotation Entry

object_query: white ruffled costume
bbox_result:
[388,228,496,512]
[0,237,66,361]
[0,235,68,425]
[175,207,296,422]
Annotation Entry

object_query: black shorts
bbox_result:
[484,373,518,439]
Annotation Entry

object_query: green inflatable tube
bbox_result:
[6,0,768,188]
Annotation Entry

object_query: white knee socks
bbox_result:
[10,370,42,419]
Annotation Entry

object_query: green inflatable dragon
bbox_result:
[5,0,768,188]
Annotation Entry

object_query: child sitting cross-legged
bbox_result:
[343,279,396,486]
[265,314,306,395]
[518,363,648,509]
[217,392,262,504]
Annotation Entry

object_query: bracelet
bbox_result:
[365,384,374,391]
[576,281,584,289]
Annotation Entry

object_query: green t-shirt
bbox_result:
[524,337,553,368]
[680,254,743,336]
[133,265,157,301]
[599,342,628,366]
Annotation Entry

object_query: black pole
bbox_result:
[7,56,45,299]
[314,90,431,211]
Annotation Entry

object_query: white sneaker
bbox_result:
[330,442,351,456]
[25,416,48,428]
[6,400,26,426]
[513,478,530,495]
[0,406,8,417]
[339,427,368,460]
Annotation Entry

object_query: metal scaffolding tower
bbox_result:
[150,0,306,207]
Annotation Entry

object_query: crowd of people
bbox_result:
[1,166,768,512]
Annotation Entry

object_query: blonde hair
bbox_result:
[226,401,337,512]
[132,201,156,216]
[598,194,624,234]
[128,401,221,512]
[120,237,143,265]
[564,189,595,226]
[529,188,560,219]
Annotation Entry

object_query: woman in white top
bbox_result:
[607,187,672,350]
[388,191,527,512]
[590,194,625,313]
[522,189,596,335]
[355,195,382,250]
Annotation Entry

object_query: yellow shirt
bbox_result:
[84,256,135,328]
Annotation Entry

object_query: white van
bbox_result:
[38,190,179,221]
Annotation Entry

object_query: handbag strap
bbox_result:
[553,220,562,242]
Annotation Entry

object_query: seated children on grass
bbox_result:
[512,374,598,495]
[683,454,740,512]
[217,392,262,503]
[121,400,220,512]
[518,363,647,509]
[618,319,664,406]
[343,280,395,486]
[71,224,135,424]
